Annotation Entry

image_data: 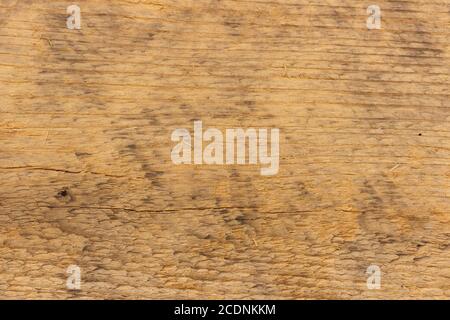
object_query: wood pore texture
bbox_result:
[0,0,449,300]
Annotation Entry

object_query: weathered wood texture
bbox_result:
[0,0,449,299]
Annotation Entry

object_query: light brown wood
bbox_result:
[0,0,449,299]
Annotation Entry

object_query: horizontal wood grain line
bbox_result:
[3,25,450,47]
[3,97,448,110]
[1,51,448,69]
[4,71,448,87]
[3,63,449,79]
[1,112,448,124]
[2,41,448,61]
[3,1,449,14]
[227,0,450,9]
[4,15,450,35]
[1,34,447,55]
[2,79,449,98]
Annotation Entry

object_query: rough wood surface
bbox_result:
[0,0,449,299]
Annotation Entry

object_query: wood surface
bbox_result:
[0,0,449,299]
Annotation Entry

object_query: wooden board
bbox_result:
[0,0,449,299]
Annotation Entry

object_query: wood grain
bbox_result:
[0,0,449,299]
